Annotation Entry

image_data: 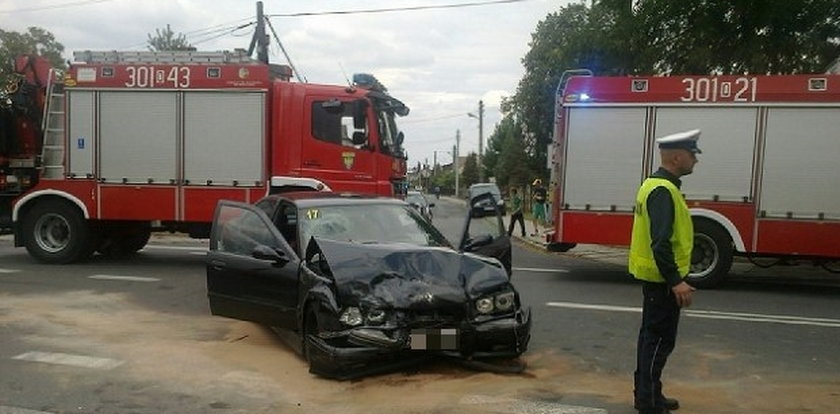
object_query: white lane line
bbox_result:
[88,275,160,282]
[514,267,569,273]
[546,301,840,328]
[460,394,606,414]
[143,244,207,252]
[0,268,21,274]
[12,351,124,370]
[0,406,54,414]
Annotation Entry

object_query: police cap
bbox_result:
[656,129,702,154]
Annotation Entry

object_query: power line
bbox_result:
[119,20,254,49]
[267,0,530,18]
[0,0,116,14]
[189,22,255,46]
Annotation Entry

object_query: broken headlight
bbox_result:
[475,290,516,315]
[339,307,364,326]
[366,309,386,324]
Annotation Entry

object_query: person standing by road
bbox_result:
[530,178,547,236]
[507,187,526,237]
[630,129,701,414]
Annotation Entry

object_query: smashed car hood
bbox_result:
[311,238,510,310]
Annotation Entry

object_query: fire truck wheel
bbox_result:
[96,223,152,257]
[22,201,95,264]
[687,219,734,289]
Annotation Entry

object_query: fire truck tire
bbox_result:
[687,219,734,289]
[22,201,95,264]
[96,223,152,257]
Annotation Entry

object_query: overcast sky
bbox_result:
[1,0,570,168]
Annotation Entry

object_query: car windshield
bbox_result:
[470,184,501,198]
[298,203,449,247]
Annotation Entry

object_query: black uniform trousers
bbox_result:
[508,210,525,237]
[634,281,681,413]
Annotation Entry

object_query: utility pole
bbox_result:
[468,100,485,182]
[249,1,269,64]
[454,130,460,198]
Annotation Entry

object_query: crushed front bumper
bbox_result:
[307,307,531,380]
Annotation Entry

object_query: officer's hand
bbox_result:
[672,281,696,308]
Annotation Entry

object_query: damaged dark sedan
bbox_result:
[206,192,530,379]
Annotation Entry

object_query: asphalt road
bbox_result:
[1,197,839,414]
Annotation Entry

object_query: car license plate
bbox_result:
[410,328,459,350]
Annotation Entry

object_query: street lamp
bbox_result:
[467,100,484,182]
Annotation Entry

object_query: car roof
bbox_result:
[261,191,406,209]
[469,183,500,192]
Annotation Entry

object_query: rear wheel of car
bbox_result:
[686,219,733,289]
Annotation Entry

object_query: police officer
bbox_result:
[630,129,701,414]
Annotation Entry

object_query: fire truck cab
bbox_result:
[1,50,409,264]
[549,71,840,287]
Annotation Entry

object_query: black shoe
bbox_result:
[637,409,670,414]
[635,397,679,411]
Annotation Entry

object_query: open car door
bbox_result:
[206,200,300,329]
[458,192,512,276]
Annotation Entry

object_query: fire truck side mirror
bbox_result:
[352,131,367,146]
[353,99,368,129]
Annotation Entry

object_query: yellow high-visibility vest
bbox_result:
[628,177,693,282]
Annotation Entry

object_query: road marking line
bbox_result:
[0,268,21,274]
[0,406,54,414]
[514,267,569,273]
[12,351,124,370]
[143,244,207,252]
[88,275,160,282]
[189,251,207,256]
[460,394,606,414]
[546,301,840,328]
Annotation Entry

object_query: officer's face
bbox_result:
[678,150,698,175]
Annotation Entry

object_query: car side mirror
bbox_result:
[463,234,493,251]
[252,244,290,267]
[428,203,435,208]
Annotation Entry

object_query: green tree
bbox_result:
[461,152,479,188]
[147,24,193,51]
[430,168,455,195]
[507,0,840,174]
[635,0,840,74]
[0,27,65,83]
[484,115,534,190]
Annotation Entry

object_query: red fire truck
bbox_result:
[0,49,409,264]
[548,71,840,287]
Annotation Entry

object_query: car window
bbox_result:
[215,203,282,256]
[469,184,501,200]
[275,202,300,254]
[298,203,449,247]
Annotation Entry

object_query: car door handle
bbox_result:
[210,259,226,270]
[303,159,321,167]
